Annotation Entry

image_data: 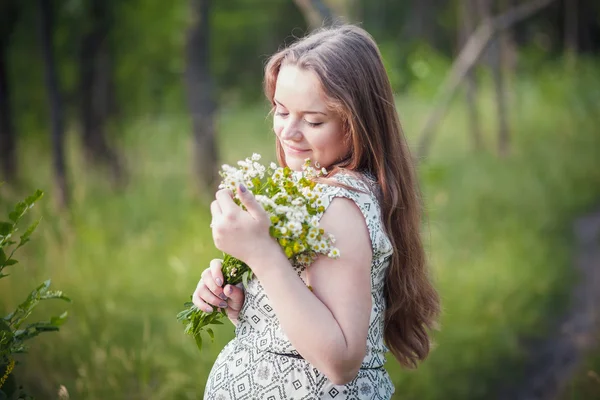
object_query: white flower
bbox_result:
[275,205,288,215]
[286,221,302,235]
[328,248,341,258]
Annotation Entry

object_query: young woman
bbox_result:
[193,24,440,399]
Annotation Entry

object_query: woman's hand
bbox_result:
[210,185,279,268]
[192,259,245,325]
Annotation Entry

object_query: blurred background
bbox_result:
[1,0,599,399]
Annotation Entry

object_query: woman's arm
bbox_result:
[249,197,373,385]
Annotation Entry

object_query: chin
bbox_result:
[284,157,306,172]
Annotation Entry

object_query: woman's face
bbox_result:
[273,65,349,171]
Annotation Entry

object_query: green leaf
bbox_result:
[0,319,12,343]
[17,219,41,250]
[9,280,52,329]
[50,311,69,326]
[242,270,249,289]
[14,324,60,342]
[8,211,18,223]
[24,190,43,207]
[3,259,17,266]
[194,333,203,351]
[0,222,12,236]
[206,328,214,340]
[40,291,71,302]
[9,202,27,223]
[0,249,5,264]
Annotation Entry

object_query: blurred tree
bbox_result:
[564,0,578,70]
[211,1,306,102]
[459,0,483,151]
[293,0,334,30]
[38,0,69,207]
[479,0,510,157]
[407,0,438,46]
[326,0,356,21]
[79,0,126,187]
[0,0,20,183]
[186,0,219,190]
[417,0,557,159]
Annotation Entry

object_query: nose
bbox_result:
[279,118,303,141]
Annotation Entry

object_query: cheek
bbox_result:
[273,119,284,137]
[320,126,348,157]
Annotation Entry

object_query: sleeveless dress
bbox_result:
[204,172,395,400]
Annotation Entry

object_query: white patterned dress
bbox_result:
[204,172,395,400]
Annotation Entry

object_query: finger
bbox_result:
[192,292,214,313]
[236,184,267,220]
[210,200,222,220]
[200,268,225,299]
[215,189,238,215]
[224,284,245,311]
[195,284,228,309]
[210,259,225,289]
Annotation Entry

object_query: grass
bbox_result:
[1,63,599,399]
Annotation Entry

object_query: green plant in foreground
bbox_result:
[0,189,70,399]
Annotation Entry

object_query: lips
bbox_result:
[284,144,310,154]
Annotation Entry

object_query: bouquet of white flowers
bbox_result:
[177,154,340,350]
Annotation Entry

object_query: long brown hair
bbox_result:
[263,25,440,368]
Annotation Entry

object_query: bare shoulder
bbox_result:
[319,196,372,267]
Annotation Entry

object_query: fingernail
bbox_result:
[204,306,213,313]
[219,292,228,300]
[215,277,223,286]
[219,301,228,308]
[239,184,247,193]
[227,286,233,295]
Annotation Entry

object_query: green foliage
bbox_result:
[1,59,600,399]
[0,190,70,399]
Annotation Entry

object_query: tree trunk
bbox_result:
[564,0,578,70]
[293,0,334,31]
[327,0,353,21]
[479,0,510,157]
[79,0,125,187]
[460,0,483,151]
[402,0,436,45]
[416,0,556,159]
[38,0,69,207]
[492,47,510,157]
[311,0,334,23]
[0,1,19,183]
[185,0,219,190]
[0,40,16,183]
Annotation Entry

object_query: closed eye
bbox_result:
[306,121,323,128]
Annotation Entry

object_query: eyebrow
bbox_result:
[274,99,328,116]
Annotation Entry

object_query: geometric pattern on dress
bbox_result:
[204,172,396,399]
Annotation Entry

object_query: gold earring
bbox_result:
[314,161,321,169]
